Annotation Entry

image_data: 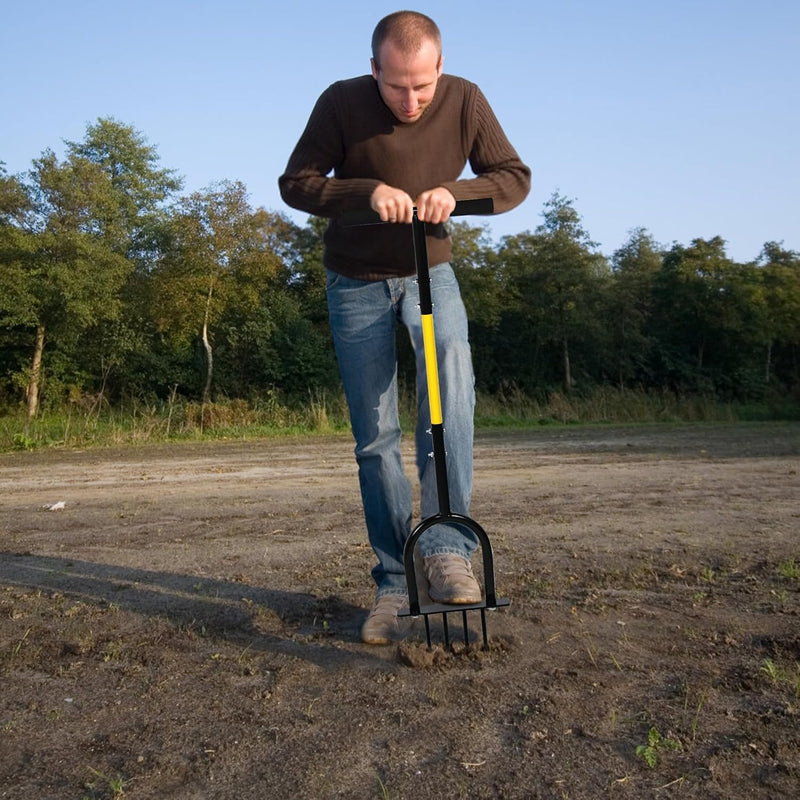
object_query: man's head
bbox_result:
[370,11,443,124]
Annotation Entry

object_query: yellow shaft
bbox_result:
[421,314,442,425]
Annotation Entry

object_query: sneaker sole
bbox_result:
[427,590,483,605]
[362,634,393,645]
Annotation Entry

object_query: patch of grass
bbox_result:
[3,388,794,451]
[83,768,126,799]
[682,687,707,742]
[777,558,800,580]
[761,657,783,683]
[376,773,391,800]
[700,566,716,583]
[760,658,800,697]
[770,588,788,606]
[520,576,551,599]
[11,432,36,450]
[0,393,353,451]
[474,386,750,427]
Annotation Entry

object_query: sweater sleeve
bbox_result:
[278,84,382,217]
[440,86,531,215]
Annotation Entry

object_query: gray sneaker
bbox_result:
[361,593,411,645]
[424,554,482,604]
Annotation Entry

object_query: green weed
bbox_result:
[761,657,783,684]
[682,688,707,742]
[635,726,682,768]
[11,627,31,657]
[12,432,36,450]
[84,768,126,799]
[760,657,800,697]
[777,558,800,580]
[700,566,716,583]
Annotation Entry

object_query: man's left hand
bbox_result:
[415,187,456,224]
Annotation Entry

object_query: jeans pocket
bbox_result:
[325,268,345,291]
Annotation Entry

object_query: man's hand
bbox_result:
[370,184,414,224]
[415,187,456,224]
[370,184,457,225]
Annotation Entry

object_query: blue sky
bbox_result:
[2,0,798,262]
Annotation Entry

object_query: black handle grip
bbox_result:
[449,198,494,217]
[340,197,494,227]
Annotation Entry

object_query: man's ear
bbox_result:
[370,57,379,80]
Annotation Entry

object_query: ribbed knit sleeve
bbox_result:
[441,86,531,214]
[278,81,383,217]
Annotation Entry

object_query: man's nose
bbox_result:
[403,90,418,109]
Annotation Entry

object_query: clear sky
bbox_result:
[2,0,798,263]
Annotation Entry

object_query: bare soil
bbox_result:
[1,422,799,799]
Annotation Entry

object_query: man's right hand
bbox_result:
[370,184,414,224]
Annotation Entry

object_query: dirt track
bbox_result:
[1,422,799,798]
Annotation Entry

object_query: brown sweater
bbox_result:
[279,74,531,280]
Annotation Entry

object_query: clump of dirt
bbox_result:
[398,641,450,668]
[1,422,799,798]
[398,633,521,668]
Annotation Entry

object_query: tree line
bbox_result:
[1,118,799,426]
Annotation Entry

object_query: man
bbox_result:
[279,11,530,644]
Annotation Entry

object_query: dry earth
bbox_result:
[1,422,799,799]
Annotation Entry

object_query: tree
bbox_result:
[152,182,291,404]
[489,231,542,392]
[213,209,338,398]
[607,228,662,389]
[63,118,183,400]
[445,221,503,391]
[449,221,501,326]
[0,166,38,403]
[0,121,182,419]
[653,237,752,394]
[498,193,608,394]
[0,167,36,322]
[756,242,800,385]
[65,117,181,264]
[0,152,132,424]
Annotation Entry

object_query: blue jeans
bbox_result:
[326,263,478,595]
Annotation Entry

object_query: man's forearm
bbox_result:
[278,170,381,218]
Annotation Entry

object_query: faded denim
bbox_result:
[326,263,478,594]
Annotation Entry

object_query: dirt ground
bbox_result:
[1,422,798,799]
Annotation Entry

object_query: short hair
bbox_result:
[371,10,442,68]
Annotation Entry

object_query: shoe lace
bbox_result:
[372,594,407,616]
[427,555,473,582]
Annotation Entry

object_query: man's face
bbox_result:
[371,37,443,124]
